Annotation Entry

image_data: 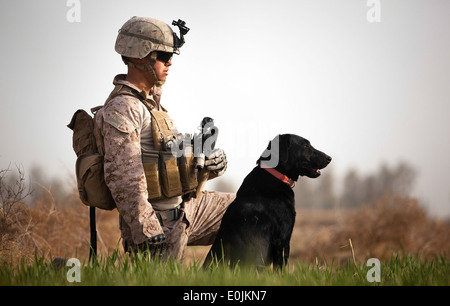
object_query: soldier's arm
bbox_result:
[101,99,164,245]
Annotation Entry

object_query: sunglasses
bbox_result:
[156,51,173,63]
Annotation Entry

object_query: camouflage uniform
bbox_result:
[97,75,235,258]
[160,191,235,260]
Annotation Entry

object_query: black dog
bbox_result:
[204,134,331,269]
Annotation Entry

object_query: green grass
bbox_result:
[0,251,448,286]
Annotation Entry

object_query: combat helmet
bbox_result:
[115,16,189,86]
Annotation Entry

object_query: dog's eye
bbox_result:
[304,143,310,148]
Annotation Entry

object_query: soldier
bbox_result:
[96,16,235,260]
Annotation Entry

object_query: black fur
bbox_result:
[204,134,331,269]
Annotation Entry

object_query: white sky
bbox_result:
[0,0,449,218]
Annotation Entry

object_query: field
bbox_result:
[1,252,448,286]
[1,192,449,286]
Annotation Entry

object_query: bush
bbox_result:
[0,166,120,265]
[294,195,450,263]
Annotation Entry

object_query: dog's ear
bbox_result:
[257,134,290,168]
[278,134,291,164]
[256,139,273,165]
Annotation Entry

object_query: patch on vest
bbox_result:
[164,118,176,131]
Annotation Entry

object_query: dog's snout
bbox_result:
[326,155,332,163]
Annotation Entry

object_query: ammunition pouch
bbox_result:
[178,149,198,194]
[142,147,198,202]
[142,108,199,201]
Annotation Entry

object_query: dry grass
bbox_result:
[292,195,450,263]
[0,191,120,265]
[1,192,449,266]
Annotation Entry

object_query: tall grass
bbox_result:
[0,251,448,286]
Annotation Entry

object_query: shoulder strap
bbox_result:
[107,84,143,104]
[90,84,156,114]
[106,84,168,113]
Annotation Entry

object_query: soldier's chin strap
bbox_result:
[125,52,165,87]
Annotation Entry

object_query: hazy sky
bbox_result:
[1,0,449,218]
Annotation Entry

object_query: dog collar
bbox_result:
[260,163,295,188]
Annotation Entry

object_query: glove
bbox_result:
[204,148,227,177]
[148,233,166,244]
[138,233,166,259]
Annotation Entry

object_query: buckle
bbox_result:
[166,205,181,222]
[287,179,295,188]
[156,213,164,226]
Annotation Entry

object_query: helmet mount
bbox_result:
[171,19,190,53]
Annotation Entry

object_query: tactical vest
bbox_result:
[68,84,199,211]
[104,85,198,202]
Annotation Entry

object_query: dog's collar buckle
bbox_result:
[260,163,296,188]
[286,178,295,188]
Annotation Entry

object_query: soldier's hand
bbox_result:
[205,148,227,177]
[138,234,166,258]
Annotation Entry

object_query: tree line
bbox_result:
[1,160,416,210]
[294,161,416,209]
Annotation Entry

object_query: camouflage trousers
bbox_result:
[119,191,235,260]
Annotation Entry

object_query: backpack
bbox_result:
[67,111,115,210]
[67,85,145,211]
